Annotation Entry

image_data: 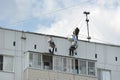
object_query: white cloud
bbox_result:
[36,19,70,36]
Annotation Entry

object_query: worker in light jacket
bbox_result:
[69,27,79,56]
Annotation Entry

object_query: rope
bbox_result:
[78,34,112,44]
[66,15,84,37]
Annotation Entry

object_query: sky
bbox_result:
[0,0,120,45]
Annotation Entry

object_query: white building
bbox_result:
[0,27,120,80]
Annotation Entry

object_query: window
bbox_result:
[62,57,67,72]
[68,58,75,73]
[53,56,62,71]
[0,55,3,70]
[88,61,95,76]
[0,55,13,72]
[43,55,52,70]
[34,44,37,49]
[102,71,111,80]
[29,53,42,69]
[75,59,78,74]
[95,54,97,58]
[79,60,86,75]
[13,41,16,46]
[29,53,53,70]
[62,57,74,73]
[29,53,33,67]
[115,57,117,61]
[98,69,111,80]
[53,56,74,73]
[38,54,42,67]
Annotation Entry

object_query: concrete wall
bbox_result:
[24,68,96,80]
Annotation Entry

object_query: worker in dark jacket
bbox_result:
[48,36,57,54]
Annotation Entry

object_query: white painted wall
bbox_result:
[112,71,120,80]
[0,71,14,80]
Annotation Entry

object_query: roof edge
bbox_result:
[0,27,120,47]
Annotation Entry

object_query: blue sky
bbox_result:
[0,0,120,45]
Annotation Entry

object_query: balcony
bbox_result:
[24,51,97,80]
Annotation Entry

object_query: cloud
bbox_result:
[36,19,70,36]
[97,0,120,9]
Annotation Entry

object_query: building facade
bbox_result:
[0,27,120,80]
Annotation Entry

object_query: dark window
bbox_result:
[0,55,3,70]
[95,54,97,58]
[34,44,37,49]
[115,57,117,61]
[43,55,53,70]
[13,41,16,46]
[75,59,79,74]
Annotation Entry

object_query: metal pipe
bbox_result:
[83,11,91,41]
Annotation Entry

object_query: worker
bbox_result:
[69,27,79,56]
[48,36,57,54]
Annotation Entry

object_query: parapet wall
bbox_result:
[24,68,97,80]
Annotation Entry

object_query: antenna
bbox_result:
[83,11,91,41]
